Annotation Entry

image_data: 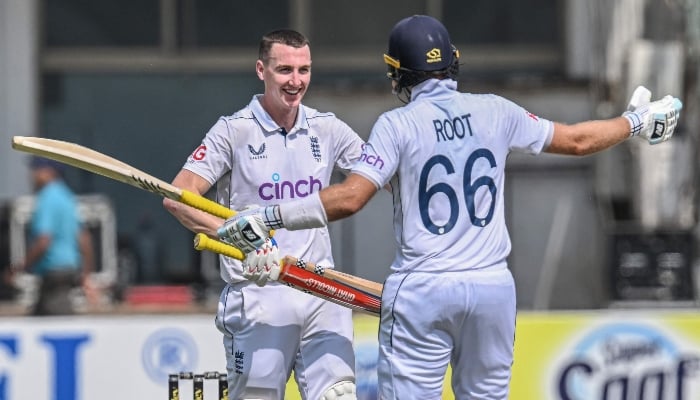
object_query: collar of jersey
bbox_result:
[250,94,310,136]
[410,78,458,102]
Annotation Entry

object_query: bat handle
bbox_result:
[180,190,236,219]
[193,233,244,261]
[180,191,275,236]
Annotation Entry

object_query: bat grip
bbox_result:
[180,190,236,219]
[181,191,276,238]
[193,233,244,261]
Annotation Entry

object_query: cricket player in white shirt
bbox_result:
[164,29,363,400]
[219,15,683,400]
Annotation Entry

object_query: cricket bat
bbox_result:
[194,233,381,316]
[191,233,383,297]
[281,256,383,297]
[12,135,380,313]
[12,136,234,219]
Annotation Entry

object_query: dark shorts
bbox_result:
[33,269,80,316]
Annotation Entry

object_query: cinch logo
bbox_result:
[258,173,323,200]
[359,144,385,170]
[555,323,700,399]
[426,48,442,63]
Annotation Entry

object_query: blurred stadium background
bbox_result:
[1,1,699,399]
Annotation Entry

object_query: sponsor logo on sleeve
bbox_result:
[189,145,207,162]
[358,144,384,170]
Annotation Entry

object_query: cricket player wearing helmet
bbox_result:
[220,15,683,399]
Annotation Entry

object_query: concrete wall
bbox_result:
[0,0,36,200]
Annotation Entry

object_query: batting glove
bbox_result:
[626,85,652,112]
[623,86,683,145]
[216,205,281,253]
[242,238,281,286]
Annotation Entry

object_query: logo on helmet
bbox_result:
[426,48,442,64]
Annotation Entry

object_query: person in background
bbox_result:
[163,29,363,400]
[217,15,683,400]
[9,156,95,316]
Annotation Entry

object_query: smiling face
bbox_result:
[256,43,311,124]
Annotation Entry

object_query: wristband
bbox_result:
[261,205,284,230]
[623,111,643,137]
[278,192,328,230]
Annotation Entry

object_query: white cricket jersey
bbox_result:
[183,95,364,283]
[352,79,554,273]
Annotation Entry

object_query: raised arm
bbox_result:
[545,86,682,156]
[545,118,631,156]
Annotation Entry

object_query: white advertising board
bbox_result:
[0,314,225,400]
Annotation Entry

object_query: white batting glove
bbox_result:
[242,238,281,286]
[623,86,683,145]
[217,205,281,253]
[626,85,652,112]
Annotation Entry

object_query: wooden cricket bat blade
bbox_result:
[281,256,383,297]
[278,259,381,316]
[11,136,234,219]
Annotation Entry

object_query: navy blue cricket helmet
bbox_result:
[29,155,65,175]
[383,15,460,99]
